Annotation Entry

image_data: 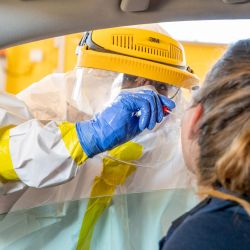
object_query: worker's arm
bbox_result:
[0,120,88,189]
[0,90,175,189]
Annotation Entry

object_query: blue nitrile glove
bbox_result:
[76,90,175,157]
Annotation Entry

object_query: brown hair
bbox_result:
[193,39,250,213]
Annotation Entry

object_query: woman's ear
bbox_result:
[188,103,203,139]
[181,103,203,172]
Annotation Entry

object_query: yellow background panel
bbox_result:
[6,33,82,94]
[182,41,228,83]
[6,39,58,94]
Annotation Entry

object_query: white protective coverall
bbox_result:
[0,25,199,250]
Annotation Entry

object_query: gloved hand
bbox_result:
[76,90,175,157]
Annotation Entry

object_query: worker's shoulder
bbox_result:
[163,209,250,250]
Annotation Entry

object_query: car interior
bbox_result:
[0,1,249,249]
[0,0,250,48]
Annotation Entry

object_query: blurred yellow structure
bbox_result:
[182,41,228,83]
[6,33,82,94]
[5,34,227,94]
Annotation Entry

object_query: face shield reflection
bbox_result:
[121,73,180,99]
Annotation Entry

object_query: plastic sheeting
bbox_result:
[0,66,198,249]
[1,69,195,210]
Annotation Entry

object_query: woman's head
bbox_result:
[181,39,250,195]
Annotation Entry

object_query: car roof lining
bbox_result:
[0,0,250,48]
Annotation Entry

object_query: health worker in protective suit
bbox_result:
[0,24,199,250]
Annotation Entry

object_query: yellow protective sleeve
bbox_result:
[0,126,19,182]
[58,122,88,166]
[76,141,143,250]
